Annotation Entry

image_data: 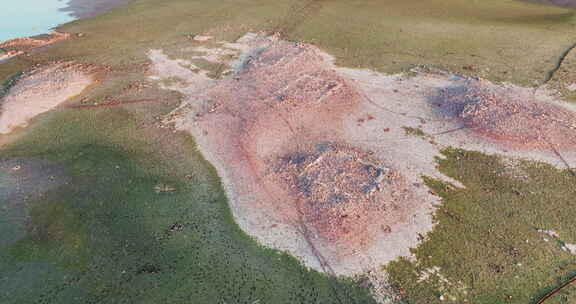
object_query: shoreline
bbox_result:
[60,0,133,19]
[0,0,130,60]
[0,0,130,43]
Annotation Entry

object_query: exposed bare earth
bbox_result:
[149,32,576,299]
[152,35,443,280]
[0,62,96,134]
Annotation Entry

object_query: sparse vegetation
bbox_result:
[403,126,426,137]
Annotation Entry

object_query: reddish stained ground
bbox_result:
[0,32,70,59]
[431,81,576,150]
[192,38,417,260]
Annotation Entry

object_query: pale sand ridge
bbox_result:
[0,62,95,134]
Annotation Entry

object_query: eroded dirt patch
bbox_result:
[150,32,576,292]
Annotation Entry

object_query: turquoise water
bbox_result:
[0,0,75,42]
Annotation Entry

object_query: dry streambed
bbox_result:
[149,32,576,300]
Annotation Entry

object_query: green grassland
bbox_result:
[387,149,576,304]
[2,0,576,303]
[3,0,576,87]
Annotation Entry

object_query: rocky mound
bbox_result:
[431,80,576,149]
[272,143,409,247]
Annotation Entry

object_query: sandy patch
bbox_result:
[148,49,212,94]
[0,62,95,134]
[193,35,213,42]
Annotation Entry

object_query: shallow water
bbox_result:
[0,0,74,42]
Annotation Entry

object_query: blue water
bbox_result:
[0,0,75,42]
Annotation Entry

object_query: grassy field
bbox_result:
[2,0,576,303]
[387,149,576,304]
[2,0,576,87]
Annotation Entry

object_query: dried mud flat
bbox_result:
[0,62,96,134]
[149,32,576,298]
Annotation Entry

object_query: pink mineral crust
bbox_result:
[431,80,576,150]
[192,38,420,262]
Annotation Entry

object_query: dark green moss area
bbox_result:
[386,148,576,304]
[0,110,375,304]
